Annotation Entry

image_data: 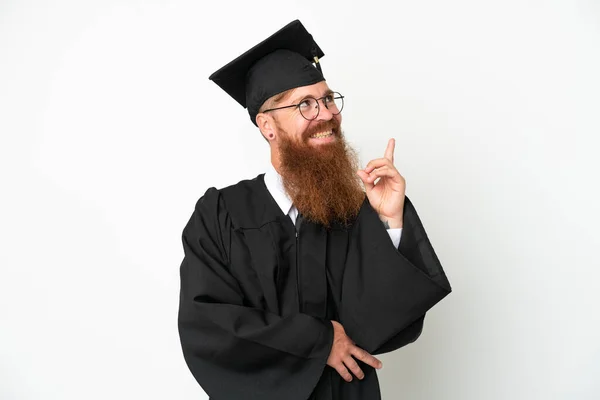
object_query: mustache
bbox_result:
[303,119,341,140]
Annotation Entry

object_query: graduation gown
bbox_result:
[178,174,451,400]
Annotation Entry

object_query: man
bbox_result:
[178,20,451,400]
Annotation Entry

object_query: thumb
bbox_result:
[357,170,374,193]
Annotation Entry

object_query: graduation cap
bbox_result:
[209,20,325,126]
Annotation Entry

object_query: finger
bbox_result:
[351,347,383,370]
[357,170,375,192]
[343,355,365,380]
[333,362,353,382]
[384,138,395,162]
[366,166,390,182]
[368,166,405,185]
[365,158,392,173]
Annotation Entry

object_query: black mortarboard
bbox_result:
[209,20,325,126]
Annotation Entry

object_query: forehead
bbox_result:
[287,81,331,101]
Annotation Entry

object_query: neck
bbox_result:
[270,147,282,175]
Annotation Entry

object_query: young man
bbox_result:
[178,20,451,400]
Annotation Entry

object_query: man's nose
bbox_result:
[315,99,334,121]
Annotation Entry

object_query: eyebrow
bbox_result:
[290,89,334,105]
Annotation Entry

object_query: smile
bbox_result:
[309,130,333,139]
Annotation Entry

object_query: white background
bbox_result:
[1,0,599,399]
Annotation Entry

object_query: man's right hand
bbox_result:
[327,320,383,382]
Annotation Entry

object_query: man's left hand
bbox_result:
[357,138,406,229]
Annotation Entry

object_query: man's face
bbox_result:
[271,81,342,148]
[264,81,364,227]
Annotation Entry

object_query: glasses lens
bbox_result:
[298,93,345,120]
[329,92,344,115]
[299,98,319,120]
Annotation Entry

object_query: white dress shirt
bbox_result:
[263,164,402,248]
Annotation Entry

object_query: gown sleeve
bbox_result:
[339,196,451,355]
[178,188,333,400]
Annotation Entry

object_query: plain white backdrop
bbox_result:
[1,0,599,399]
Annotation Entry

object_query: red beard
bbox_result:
[277,119,365,227]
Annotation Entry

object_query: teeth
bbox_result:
[310,130,333,139]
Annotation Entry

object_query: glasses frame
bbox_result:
[262,92,345,121]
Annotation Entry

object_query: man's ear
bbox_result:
[256,113,276,142]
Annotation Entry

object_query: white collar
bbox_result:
[263,163,295,217]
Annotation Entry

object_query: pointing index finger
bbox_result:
[384,138,395,162]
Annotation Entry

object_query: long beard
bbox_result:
[278,119,365,227]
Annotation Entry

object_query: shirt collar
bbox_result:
[263,163,294,216]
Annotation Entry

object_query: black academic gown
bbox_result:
[178,174,451,400]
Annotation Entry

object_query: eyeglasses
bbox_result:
[262,92,345,121]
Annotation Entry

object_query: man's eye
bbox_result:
[299,99,314,109]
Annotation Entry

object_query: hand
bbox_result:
[357,138,406,228]
[327,321,383,382]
